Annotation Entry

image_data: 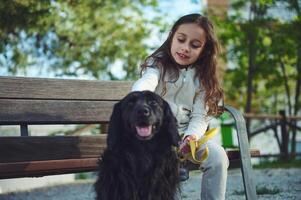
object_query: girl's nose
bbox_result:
[181,43,190,53]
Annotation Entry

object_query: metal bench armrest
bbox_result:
[224,105,257,200]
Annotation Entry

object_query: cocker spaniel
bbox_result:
[95,91,180,200]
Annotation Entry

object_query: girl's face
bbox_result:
[170,23,206,66]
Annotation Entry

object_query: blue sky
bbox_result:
[157,0,203,21]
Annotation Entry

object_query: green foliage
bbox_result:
[214,0,301,114]
[0,0,161,79]
[254,158,301,169]
[75,172,93,180]
[0,0,51,35]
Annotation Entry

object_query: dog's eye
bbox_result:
[128,102,135,107]
[126,97,138,107]
[149,100,158,106]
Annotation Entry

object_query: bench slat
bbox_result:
[0,136,260,163]
[0,158,99,179]
[0,135,260,179]
[0,136,106,162]
[0,151,260,179]
[0,100,116,124]
[0,76,132,100]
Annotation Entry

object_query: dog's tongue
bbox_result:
[136,126,152,137]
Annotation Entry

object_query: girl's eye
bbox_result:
[177,38,185,43]
[191,43,202,49]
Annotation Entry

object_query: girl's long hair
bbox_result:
[141,14,223,116]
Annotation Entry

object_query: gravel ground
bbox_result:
[0,168,300,200]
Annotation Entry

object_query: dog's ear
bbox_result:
[107,101,122,150]
[163,101,180,147]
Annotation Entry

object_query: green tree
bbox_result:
[212,0,301,160]
[213,0,300,114]
[0,0,160,79]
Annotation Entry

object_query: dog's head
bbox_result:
[107,91,180,149]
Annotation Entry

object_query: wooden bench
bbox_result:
[0,76,260,200]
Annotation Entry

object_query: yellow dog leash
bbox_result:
[178,128,218,164]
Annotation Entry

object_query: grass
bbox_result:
[254,158,301,169]
[256,186,281,195]
[233,186,281,196]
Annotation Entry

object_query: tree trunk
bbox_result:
[290,0,301,160]
[279,59,292,116]
[279,110,289,162]
[291,45,301,159]
[245,1,257,136]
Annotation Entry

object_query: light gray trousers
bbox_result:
[196,141,229,200]
[176,141,229,200]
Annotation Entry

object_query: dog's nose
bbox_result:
[137,106,150,117]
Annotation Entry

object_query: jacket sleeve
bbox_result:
[183,91,210,140]
[131,67,160,92]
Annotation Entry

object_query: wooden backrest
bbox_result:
[0,76,133,125]
[0,76,133,179]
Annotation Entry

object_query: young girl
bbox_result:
[132,13,229,200]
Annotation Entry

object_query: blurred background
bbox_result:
[0,0,300,197]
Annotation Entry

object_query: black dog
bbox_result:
[95,91,180,200]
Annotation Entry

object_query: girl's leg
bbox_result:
[196,141,229,200]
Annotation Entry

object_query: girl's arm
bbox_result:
[132,67,160,92]
[183,91,210,140]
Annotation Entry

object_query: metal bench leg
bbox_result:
[224,105,257,200]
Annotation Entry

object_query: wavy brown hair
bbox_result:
[141,14,223,116]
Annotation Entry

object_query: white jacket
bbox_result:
[132,66,210,139]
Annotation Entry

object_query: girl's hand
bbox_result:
[179,135,197,154]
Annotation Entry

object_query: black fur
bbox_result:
[95,91,180,200]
